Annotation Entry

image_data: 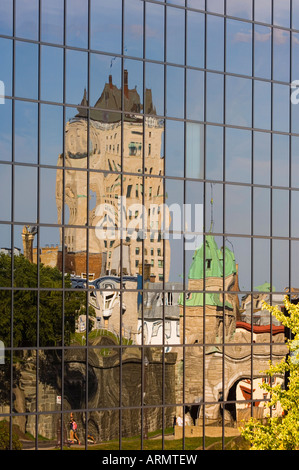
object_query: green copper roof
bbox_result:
[178,291,233,309]
[188,235,236,280]
[254,282,275,292]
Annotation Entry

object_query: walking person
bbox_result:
[72,419,81,445]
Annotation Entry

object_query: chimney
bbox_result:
[109,74,113,89]
[124,69,129,99]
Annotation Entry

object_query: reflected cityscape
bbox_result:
[0,0,298,451]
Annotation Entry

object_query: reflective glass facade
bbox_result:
[0,0,298,451]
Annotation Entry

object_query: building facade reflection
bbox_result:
[0,0,297,450]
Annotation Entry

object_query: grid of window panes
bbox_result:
[0,0,298,451]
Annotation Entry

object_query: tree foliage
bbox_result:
[0,253,93,405]
[241,296,299,450]
[0,253,89,347]
[0,421,22,450]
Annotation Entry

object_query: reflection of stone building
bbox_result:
[137,281,182,351]
[55,71,169,282]
[33,244,105,280]
[175,235,288,425]
[22,225,38,263]
[240,283,283,326]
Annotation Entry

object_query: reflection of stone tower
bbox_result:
[180,235,239,343]
[56,71,169,281]
[176,235,239,410]
[22,225,38,262]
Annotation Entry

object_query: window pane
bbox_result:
[226,0,252,20]
[14,101,38,164]
[66,49,88,106]
[165,120,184,178]
[0,100,12,162]
[272,240,289,292]
[207,0,224,14]
[15,42,38,100]
[167,6,185,65]
[253,238,270,290]
[0,0,13,36]
[0,38,12,98]
[205,182,223,234]
[40,168,63,225]
[273,28,290,83]
[253,187,270,236]
[0,164,11,221]
[187,0,205,9]
[273,83,290,133]
[186,69,204,122]
[292,136,299,188]
[166,66,184,119]
[225,184,251,235]
[291,191,299,237]
[273,0,290,28]
[40,104,63,166]
[225,128,251,184]
[124,0,143,58]
[187,10,205,68]
[253,131,271,186]
[206,15,224,72]
[186,123,204,179]
[14,166,37,223]
[254,25,271,80]
[272,134,290,188]
[16,0,39,40]
[91,0,122,54]
[66,0,88,48]
[90,53,121,111]
[41,46,64,103]
[293,0,299,30]
[254,0,272,24]
[206,72,224,124]
[145,62,164,117]
[226,19,252,77]
[254,80,271,130]
[41,0,64,44]
[206,125,223,181]
[145,1,165,62]
[272,189,289,237]
[225,76,252,128]
[124,59,143,114]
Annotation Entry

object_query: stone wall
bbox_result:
[8,346,177,442]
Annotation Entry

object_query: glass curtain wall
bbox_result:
[0,0,297,450]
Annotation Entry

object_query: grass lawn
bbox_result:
[64,432,249,451]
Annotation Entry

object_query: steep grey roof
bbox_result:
[76,71,157,123]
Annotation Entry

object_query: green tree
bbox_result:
[0,253,93,404]
[241,296,299,450]
[0,253,89,347]
[0,421,22,450]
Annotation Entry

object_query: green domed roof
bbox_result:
[178,291,233,309]
[254,282,275,292]
[188,235,236,281]
[179,236,237,308]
